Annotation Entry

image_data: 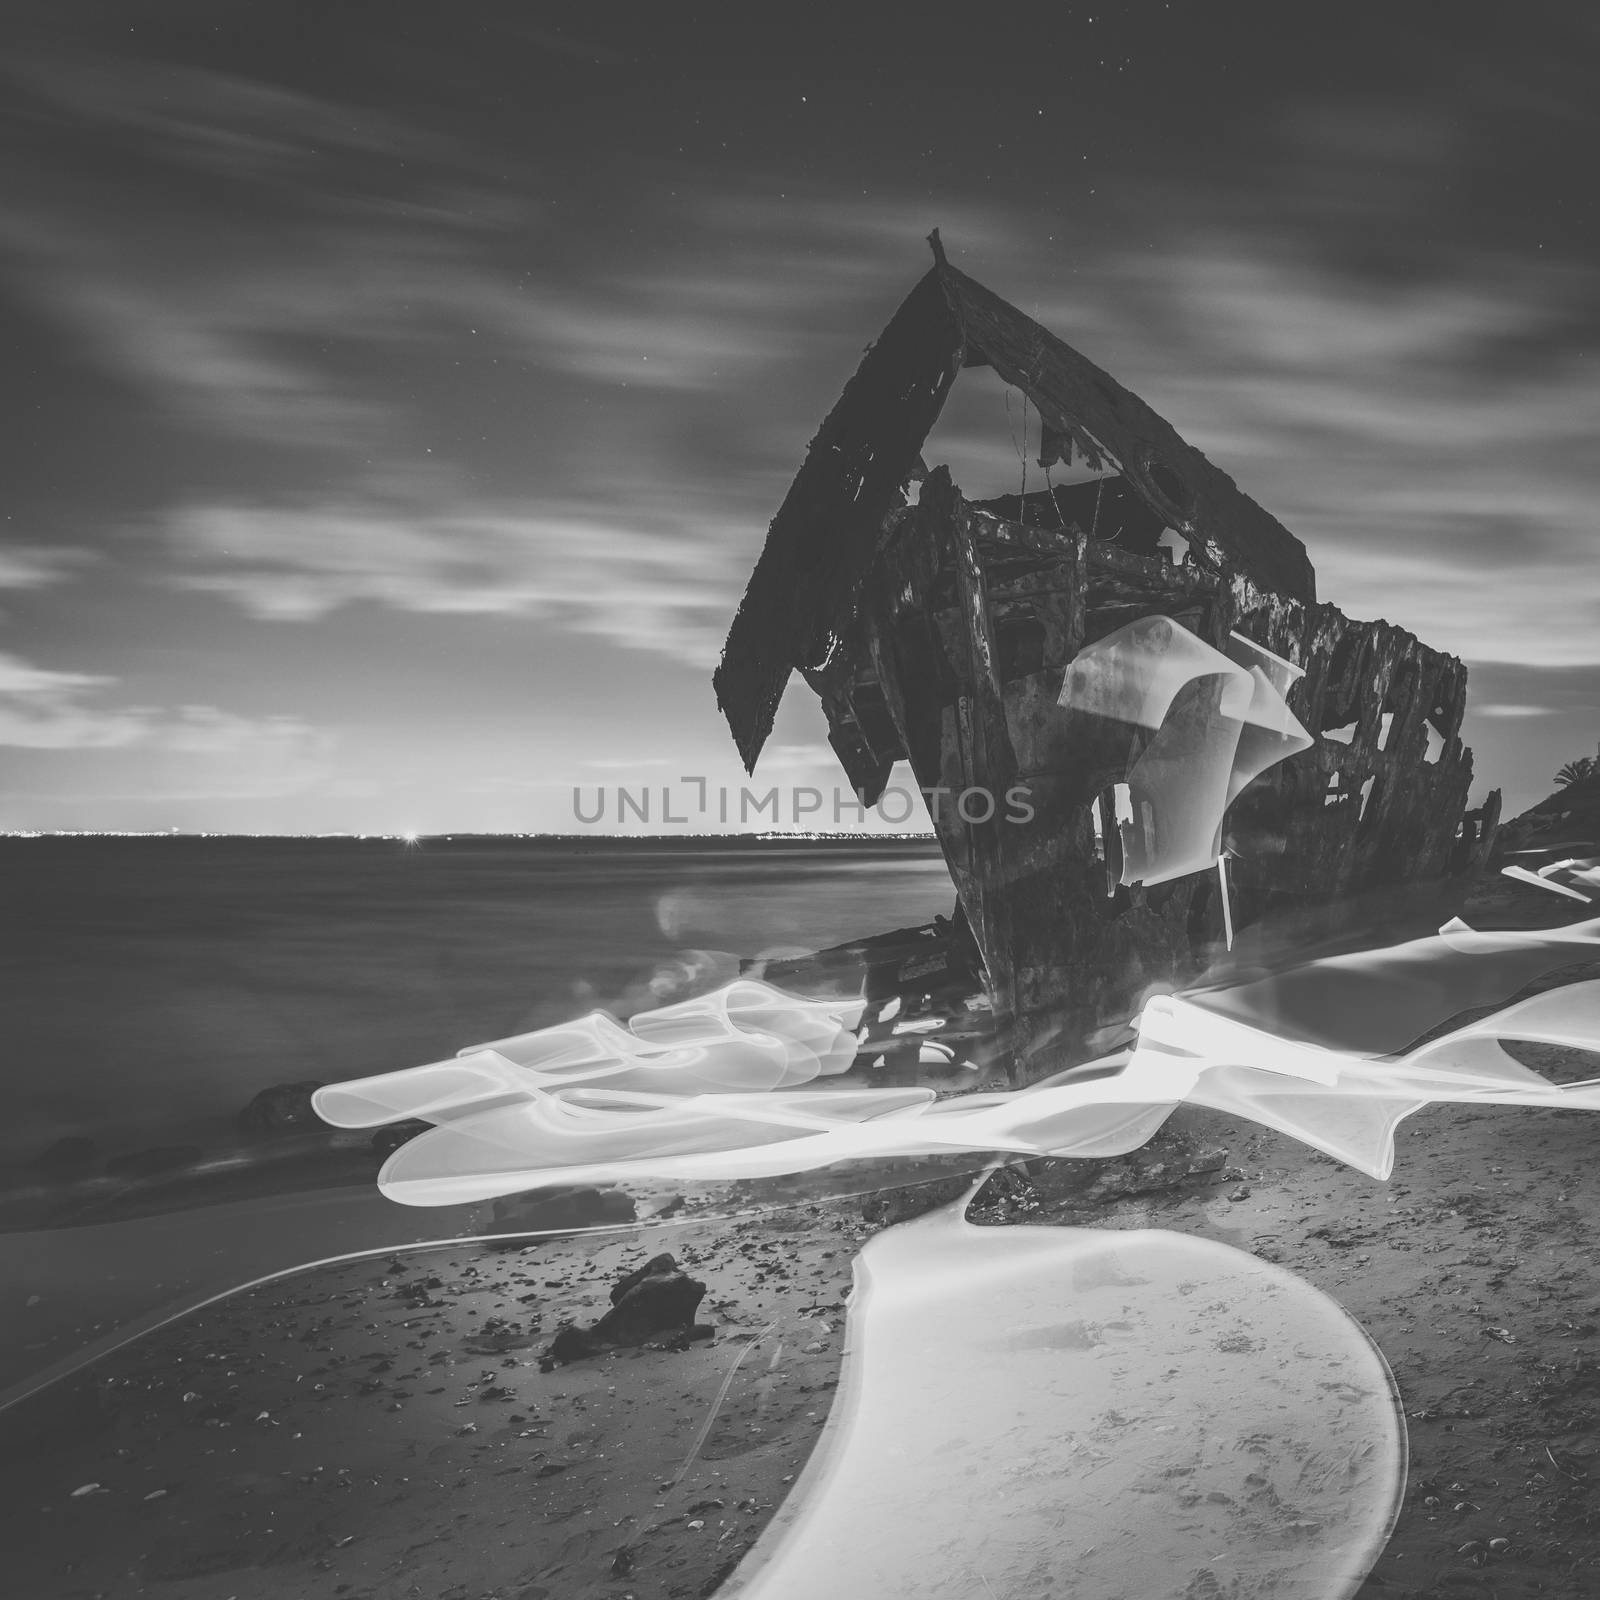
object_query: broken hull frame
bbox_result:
[801,472,1499,1081]
[715,243,1500,1083]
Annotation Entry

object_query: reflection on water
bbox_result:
[727,1201,1404,1600]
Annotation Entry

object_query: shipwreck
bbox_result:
[716,234,1501,1083]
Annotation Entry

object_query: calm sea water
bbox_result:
[0,836,953,1169]
[0,837,954,1393]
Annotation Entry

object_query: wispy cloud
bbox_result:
[4,21,1597,830]
[6,52,451,184]
[0,49,517,451]
[0,650,332,786]
[994,85,1600,670]
[0,543,94,589]
[938,216,1600,668]
[1124,243,1600,665]
[165,495,740,668]
[0,135,1015,465]
[0,208,454,450]
[372,189,1006,398]
[5,169,1008,677]
[0,652,141,749]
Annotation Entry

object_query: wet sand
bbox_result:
[0,1160,481,1405]
[0,1205,869,1600]
[990,1094,1600,1598]
[10,1069,1600,1600]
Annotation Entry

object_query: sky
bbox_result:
[1,0,1597,833]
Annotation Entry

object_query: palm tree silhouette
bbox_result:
[1555,755,1598,787]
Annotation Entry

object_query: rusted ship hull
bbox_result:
[717,239,1500,1082]
[806,472,1498,1078]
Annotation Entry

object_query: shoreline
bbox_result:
[8,1069,1600,1596]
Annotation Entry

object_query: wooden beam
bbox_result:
[935,260,1318,606]
[713,269,965,771]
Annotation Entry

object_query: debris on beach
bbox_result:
[486,1184,637,1243]
[369,1118,427,1156]
[964,1124,1236,1224]
[858,1172,974,1227]
[540,1251,715,1369]
[237,1079,327,1135]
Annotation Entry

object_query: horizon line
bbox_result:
[0,828,942,842]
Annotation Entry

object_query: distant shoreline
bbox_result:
[0,831,940,847]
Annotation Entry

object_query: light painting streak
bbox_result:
[313,919,1600,1205]
[720,1199,1404,1600]
[1502,857,1597,903]
[1057,620,1313,887]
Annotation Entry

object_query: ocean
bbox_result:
[1,835,953,1171]
[0,835,955,1394]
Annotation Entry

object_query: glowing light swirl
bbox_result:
[314,922,1600,1206]
[1057,619,1313,887]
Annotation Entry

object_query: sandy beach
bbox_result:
[6,869,1600,1599]
[0,1204,868,1600]
[9,1046,1600,1600]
